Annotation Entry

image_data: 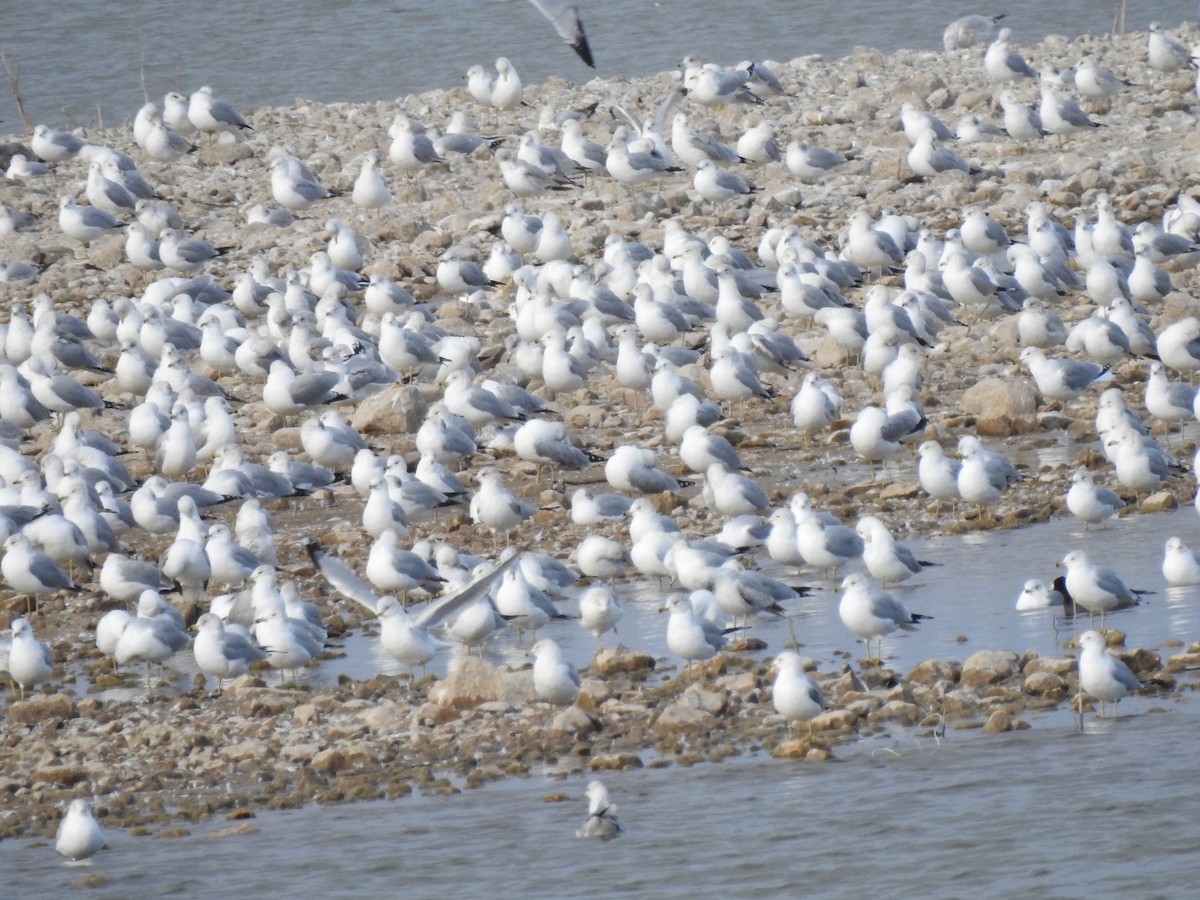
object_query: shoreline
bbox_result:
[3,24,1200,843]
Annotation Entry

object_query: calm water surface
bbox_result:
[0,1,1196,129]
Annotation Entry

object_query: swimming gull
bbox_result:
[1015,579,1063,611]
[577,780,623,840]
[1162,536,1200,587]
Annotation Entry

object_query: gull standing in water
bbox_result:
[1059,550,1148,627]
[56,799,106,861]
[6,617,53,699]
[577,780,623,840]
[194,613,268,691]
[1077,630,1141,718]
[837,573,929,662]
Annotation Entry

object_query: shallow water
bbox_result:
[1,0,1196,130]
[15,503,1200,895]
[4,706,1196,898]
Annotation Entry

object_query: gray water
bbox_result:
[14,505,1200,895]
[1,1,1197,131]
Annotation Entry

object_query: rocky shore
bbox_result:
[3,23,1200,844]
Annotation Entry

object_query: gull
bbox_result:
[1128,246,1173,304]
[158,228,226,273]
[366,528,444,599]
[205,524,260,588]
[1059,549,1148,627]
[31,123,88,162]
[605,127,681,184]
[957,437,1019,517]
[943,13,1005,50]
[663,593,733,675]
[735,116,780,163]
[99,553,164,602]
[795,515,863,576]
[710,561,803,624]
[352,151,392,208]
[255,606,322,682]
[187,85,252,135]
[575,534,631,581]
[843,210,904,273]
[671,114,743,166]
[1145,361,1195,428]
[709,347,771,408]
[56,799,106,861]
[270,153,334,210]
[2,533,78,610]
[679,424,744,474]
[785,141,850,181]
[1148,22,1193,74]
[115,596,192,682]
[578,585,622,644]
[985,28,1038,82]
[4,152,50,179]
[856,515,937,585]
[1039,75,1101,136]
[899,102,955,144]
[85,159,137,215]
[388,116,446,170]
[194,612,267,691]
[1075,58,1130,99]
[470,466,535,540]
[680,57,760,106]
[703,462,768,516]
[1078,630,1141,718]
[527,0,594,66]
[849,405,921,466]
[1106,427,1175,495]
[605,445,691,494]
[998,91,1044,142]
[958,115,1004,143]
[492,57,524,110]
[495,566,560,635]
[693,159,758,201]
[1163,536,1200,587]
[529,638,581,705]
[577,781,623,840]
[6,617,52,699]
[263,360,347,417]
[790,372,842,436]
[908,129,974,178]
[1065,469,1124,530]
[437,251,499,294]
[466,64,496,105]
[1020,347,1111,402]
[58,197,121,243]
[772,651,824,738]
[376,595,448,674]
[496,148,572,196]
[1016,579,1063,611]
[570,488,631,526]
[837,573,930,662]
[300,414,367,473]
[1156,317,1200,375]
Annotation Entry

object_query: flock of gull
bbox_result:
[4,15,1200,856]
